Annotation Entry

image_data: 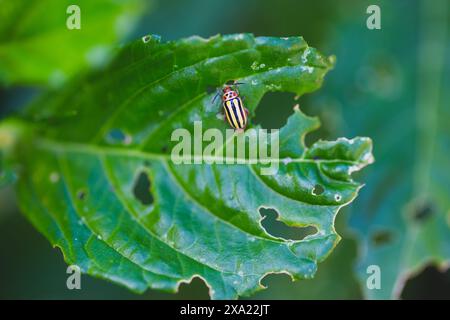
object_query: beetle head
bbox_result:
[222,86,238,100]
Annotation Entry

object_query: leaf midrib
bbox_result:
[36,137,362,166]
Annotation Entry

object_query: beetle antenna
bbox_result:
[212,90,221,103]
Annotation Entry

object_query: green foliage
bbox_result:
[0,0,146,86]
[312,0,450,298]
[0,33,373,299]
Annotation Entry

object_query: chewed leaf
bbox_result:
[0,34,373,299]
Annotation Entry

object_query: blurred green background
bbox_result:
[1,0,449,299]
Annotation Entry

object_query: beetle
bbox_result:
[213,81,249,132]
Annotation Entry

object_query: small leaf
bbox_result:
[0,0,146,85]
[1,33,373,299]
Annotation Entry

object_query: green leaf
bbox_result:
[405,0,450,282]
[0,33,373,299]
[0,0,146,86]
[312,0,450,298]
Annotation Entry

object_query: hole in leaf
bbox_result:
[312,184,324,196]
[259,272,293,289]
[411,200,435,222]
[176,276,211,300]
[259,208,317,240]
[371,230,394,246]
[253,92,296,129]
[133,171,154,206]
[106,128,132,145]
[142,35,151,43]
[401,265,450,299]
[77,189,87,201]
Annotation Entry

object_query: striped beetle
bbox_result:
[213,80,249,132]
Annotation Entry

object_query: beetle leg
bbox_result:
[244,108,249,116]
[235,128,244,134]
